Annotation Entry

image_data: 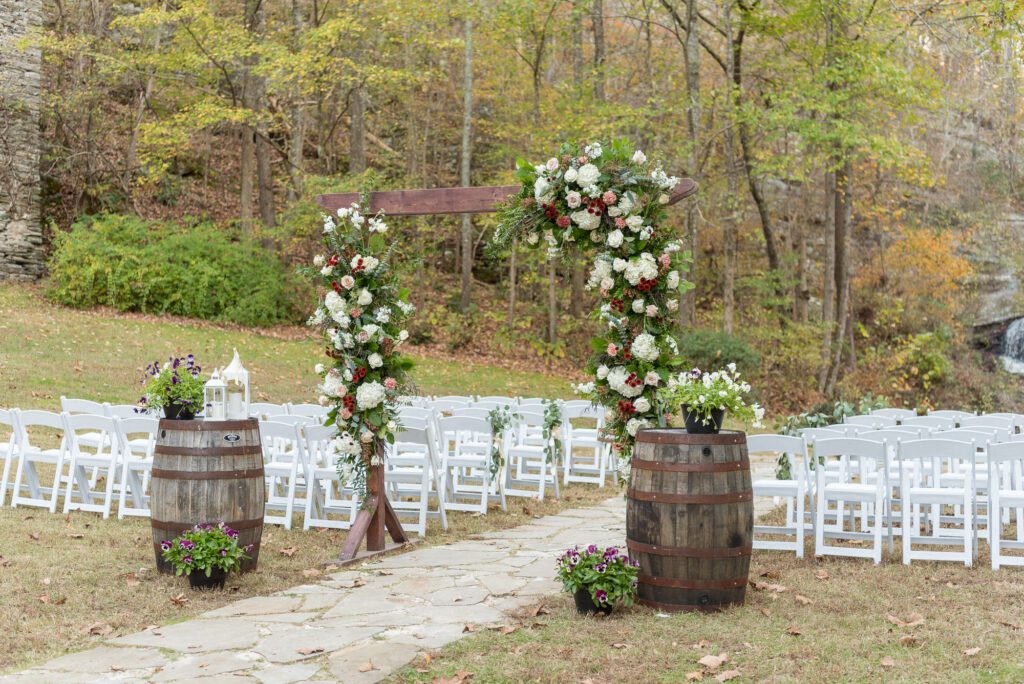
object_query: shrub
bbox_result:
[678,329,760,374]
[47,214,307,327]
[889,331,952,407]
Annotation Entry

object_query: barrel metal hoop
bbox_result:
[158,419,257,431]
[626,539,752,558]
[151,468,265,481]
[639,573,747,590]
[150,517,265,532]
[636,597,740,613]
[154,445,263,457]
[635,429,746,445]
[630,458,749,473]
[627,488,753,504]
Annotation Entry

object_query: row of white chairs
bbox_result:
[750,417,1024,569]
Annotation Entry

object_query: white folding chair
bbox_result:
[452,407,493,420]
[62,414,121,518]
[987,441,1024,570]
[901,416,956,432]
[477,396,516,406]
[260,421,307,529]
[871,408,918,421]
[897,438,977,566]
[962,415,1018,433]
[250,402,289,420]
[845,415,896,429]
[0,409,19,507]
[115,416,158,518]
[439,415,505,514]
[263,414,316,427]
[302,424,360,530]
[386,419,448,537]
[10,410,70,513]
[505,409,559,501]
[749,435,812,558]
[428,399,470,414]
[288,403,330,423]
[562,401,611,487]
[930,410,976,426]
[813,437,891,564]
[800,425,863,440]
[106,404,144,419]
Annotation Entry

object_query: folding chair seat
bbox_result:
[260,421,307,529]
[505,410,559,501]
[385,419,448,537]
[813,438,892,564]
[0,409,19,507]
[439,415,505,514]
[63,414,121,518]
[897,438,977,566]
[10,410,70,513]
[987,441,1024,569]
[115,416,158,518]
[562,401,611,486]
[749,435,812,558]
[303,424,360,530]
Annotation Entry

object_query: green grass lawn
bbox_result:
[0,283,571,411]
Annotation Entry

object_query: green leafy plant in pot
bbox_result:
[658,363,765,434]
[556,545,640,615]
[138,354,206,419]
[160,522,252,590]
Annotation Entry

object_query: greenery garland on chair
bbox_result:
[491,139,694,466]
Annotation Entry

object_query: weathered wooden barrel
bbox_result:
[151,419,264,573]
[626,429,753,612]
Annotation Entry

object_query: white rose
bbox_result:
[632,150,647,164]
[607,366,644,398]
[360,430,374,444]
[320,265,334,276]
[527,232,539,245]
[612,258,627,272]
[564,167,578,183]
[632,299,645,313]
[576,163,601,186]
[566,191,582,208]
[625,215,644,232]
[645,371,660,386]
[545,157,559,171]
[607,229,624,248]
[314,363,325,374]
[313,255,325,267]
[399,330,409,342]
[570,209,601,231]
[667,299,679,312]
[607,205,622,217]
[600,277,614,291]
[659,193,670,204]
[368,353,383,369]
[596,365,610,380]
[357,289,373,306]
[667,271,680,289]
[634,397,651,413]
[645,304,659,317]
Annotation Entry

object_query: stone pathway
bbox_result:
[3,459,776,684]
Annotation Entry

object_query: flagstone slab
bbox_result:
[111,618,265,653]
[251,624,384,663]
[326,639,422,684]
[250,661,323,684]
[151,651,263,681]
[203,596,304,618]
[40,646,169,673]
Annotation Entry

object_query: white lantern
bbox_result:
[222,348,250,419]
[203,369,227,420]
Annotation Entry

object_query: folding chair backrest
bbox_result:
[871,408,917,420]
[962,416,1015,431]
[517,398,547,408]
[116,416,158,450]
[951,427,1011,443]
[812,437,888,465]
[106,404,144,419]
[844,415,896,428]
[0,408,18,445]
[288,403,329,419]
[17,410,68,449]
[452,407,493,420]
[477,396,516,406]
[398,407,435,422]
[60,397,108,415]
[897,439,979,468]
[858,428,925,443]
[799,427,848,442]
[250,402,288,419]
[516,410,546,427]
[901,416,955,431]
[747,434,805,456]
[986,441,1024,465]
[430,399,470,413]
[435,395,474,403]
[438,416,491,446]
[562,400,594,413]
[930,410,976,421]
[65,413,117,438]
[302,423,338,468]
[263,414,315,426]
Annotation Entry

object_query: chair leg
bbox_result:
[902,497,912,565]
[814,491,826,557]
[795,489,805,559]
[873,493,884,564]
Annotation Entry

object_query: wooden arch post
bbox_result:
[315,179,697,563]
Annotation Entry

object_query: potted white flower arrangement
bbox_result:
[658,363,765,434]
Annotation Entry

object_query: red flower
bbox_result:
[556,215,570,228]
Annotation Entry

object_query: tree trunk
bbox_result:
[825,162,853,396]
[240,125,255,235]
[349,85,366,174]
[548,256,558,343]
[721,0,739,335]
[591,0,605,102]
[680,0,700,328]
[286,0,305,202]
[793,215,808,322]
[507,238,518,326]
[459,10,474,312]
[570,248,585,317]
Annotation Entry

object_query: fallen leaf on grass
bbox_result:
[531,603,550,617]
[759,608,771,617]
[358,662,376,672]
[898,635,920,647]
[0,556,9,567]
[698,653,729,671]
[41,577,50,586]
[715,670,741,682]
[67,533,84,540]
[880,657,896,668]
[690,639,712,649]
[887,613,925,628]
[302,568,322,578]
[814,569,830,580]
[279,546,298,557]
[296,647,323,656]
[28,532,40,541]
[494,625,518,635]
[999,620,1022,630]
[433,670,474,684]
[749,580,787,593]
[37,595,51,604]
[786,625,802,636]
[686,673,704,682]
[169,593,188,606]
[759,569,781,580]
[86,622,113,636]
[462,624,475,633]
[794,594,814,606]
[964,647,981,656]
[611,643,629,649]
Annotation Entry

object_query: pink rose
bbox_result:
[340,275,355,289]
[607,343,618,357]
[339,408,353,420]
[614,217,626,229]
[602,191,617,205]
[556,215,570,228]
[545,157,559,172]
[384,378,397,390]
[356,331,370,343]
[659,253,671,269]
[350,308,362,318]
[578,155,588,165]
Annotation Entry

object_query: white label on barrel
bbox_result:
[224,433,241,443]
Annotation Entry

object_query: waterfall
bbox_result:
[1001,318,1024,373]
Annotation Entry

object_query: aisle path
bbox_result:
[4,460,775,683]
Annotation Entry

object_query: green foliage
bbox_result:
[889,332,952,406]
[678,330,760,375]
[555,545,640,607]
[47,215,306,327]
[139,354,206,413]
[159,522,250,577]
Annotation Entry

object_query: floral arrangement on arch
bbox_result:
[305,199,415,500]
[492,139,694,461]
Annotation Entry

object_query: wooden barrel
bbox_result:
[151,419,264,573]
[626,429,753,612]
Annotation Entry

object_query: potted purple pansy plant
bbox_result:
[138,354,206,419]
[556,545,640,615]
[160,522,251,591]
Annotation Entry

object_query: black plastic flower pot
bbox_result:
[187,568,226,591]
[682,406,725,434]
[164,401,196,420]
[574,589,613,616]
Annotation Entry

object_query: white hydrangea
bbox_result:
[334,433,361,456]
[607,229,624,248]
[626,417,650,436]
[651,167,679,190]
[357,289,373,306]
[607,366,644,398]
[321,371,347,397]
[667,271,680,289]
[307,308,326,326]
[396,300,415,315]
[576,163,601,186]
[351,255,379,273]
[623,253,659,285]
[368,353,383,369]
[368,217,388,233]
[314,363,325,375]
[323,216,336,234]
[313,255,325,267]
[632,333,660,362]
[324,290,345,315]
[625,215,644,232]
[618,193,635,215]
[573,381,596,395]
[375,307,391,323]
[613,258,627,272]
[356,381,386,410]
[634,397,651,413]
[584,142,603,159]
[588,258,613,288]
[571,209,601,231]
[361,323,380,339]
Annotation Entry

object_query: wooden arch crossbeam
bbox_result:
[314,177,697,564]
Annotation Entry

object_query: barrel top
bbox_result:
[635,428,746,445]
[157,418,258,431]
